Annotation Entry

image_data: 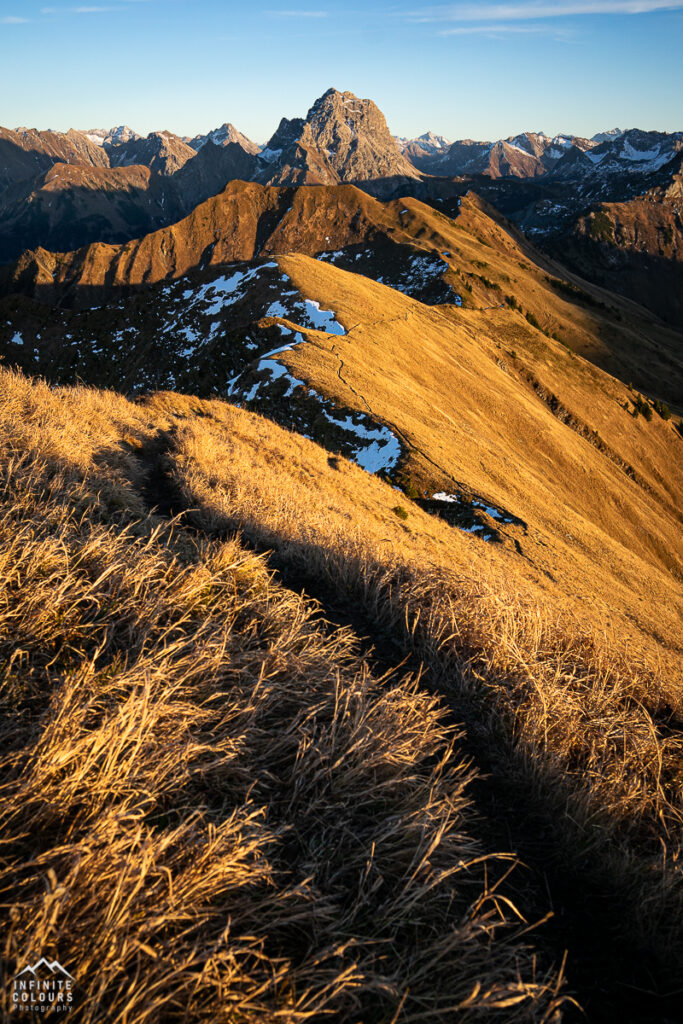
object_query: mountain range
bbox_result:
[1,89,680,329]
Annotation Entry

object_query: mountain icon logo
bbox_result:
[15,957,74,980]
[11,956,75,1013]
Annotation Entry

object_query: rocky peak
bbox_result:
[302,88,420,183]
[189,123,260,155]
[256,89,420,189]
[264,117,306,154]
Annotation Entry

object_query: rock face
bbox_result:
[255,89,421,190]
[305,88,419,182]
[107,131,197,176]
[257,116,335,186]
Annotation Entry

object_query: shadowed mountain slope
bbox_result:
[0,125,110,191]
[0,162,176,261]
[552,153,683,328]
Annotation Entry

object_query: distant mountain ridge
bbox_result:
[413,127,682,181]
[0,92,681,326]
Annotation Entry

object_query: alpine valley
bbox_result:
[1,88,681,1024]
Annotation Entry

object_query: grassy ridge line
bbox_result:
[0,369,563,1022]
[270,254,682,669]
[163,395,683,989]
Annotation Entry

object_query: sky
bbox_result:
[1,0,681,143]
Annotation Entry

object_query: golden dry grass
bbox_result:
[260,250,682,679]
[0,369,567,1021]
[1,333,682,1016]
[161,389,683,973]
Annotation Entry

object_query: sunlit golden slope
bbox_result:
[1,370,568,1023]
[241,250,682,677]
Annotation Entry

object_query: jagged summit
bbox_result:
[256,88,420,190]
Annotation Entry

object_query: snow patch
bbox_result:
[259,147,282,164]
[303,299,346,335]
[323,411,401,473]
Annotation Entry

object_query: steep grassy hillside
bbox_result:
[0,369,565,1022]
[1,366,682,1021]
[254,253,683,669]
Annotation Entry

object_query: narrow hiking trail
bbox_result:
[133,429,682,1024]
[329,337,473,493]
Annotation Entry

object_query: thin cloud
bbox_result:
[439,22,579,39]
[441,22,549,31]
[1,14,30,21]
[405,1,683,21]
[41,3,141,10]
[268,9,328,16]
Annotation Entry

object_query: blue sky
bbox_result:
[1,0,681,142]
